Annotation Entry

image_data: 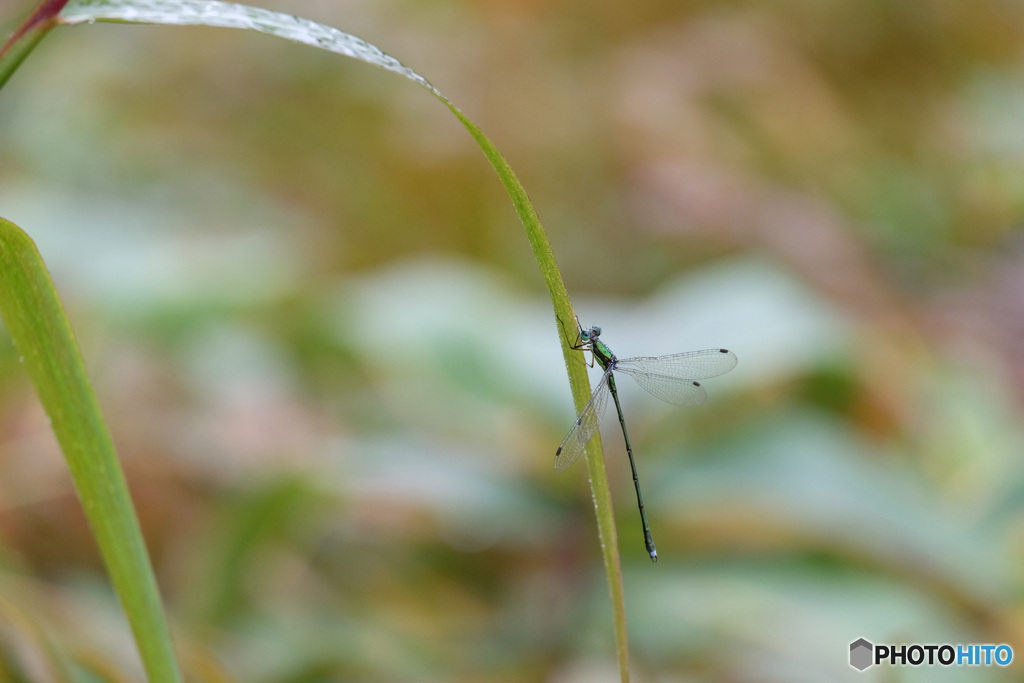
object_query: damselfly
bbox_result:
[555,319,737,562]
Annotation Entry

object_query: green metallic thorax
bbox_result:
[591,338,615,370]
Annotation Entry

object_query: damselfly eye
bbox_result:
[591,326,602,337]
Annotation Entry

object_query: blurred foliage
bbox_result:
[1,0,1024,680]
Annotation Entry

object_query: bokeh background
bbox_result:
[2,0,1024,680]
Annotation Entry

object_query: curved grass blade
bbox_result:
[49,2,633,679]
[0,0,71,90]
[0,218,183,683]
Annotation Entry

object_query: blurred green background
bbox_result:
[2,0,1024,680]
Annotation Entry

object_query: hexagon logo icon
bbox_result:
[850,638,873,671]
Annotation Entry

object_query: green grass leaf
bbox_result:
[0,0,70,89]
[0,218,183,683]
[3,0,634,678]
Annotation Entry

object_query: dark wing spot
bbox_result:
[693,381,701,387]
[719,349,729,353]
[555,447,562,456]
[576,418,582,426]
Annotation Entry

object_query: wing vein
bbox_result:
[554,370,612,472]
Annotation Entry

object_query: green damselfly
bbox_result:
[555,319,737,562]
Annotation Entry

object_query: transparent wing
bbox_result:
[554,370,612,473]
[615,349,737,406]
[617,368,707,406]
[616,348,738,380]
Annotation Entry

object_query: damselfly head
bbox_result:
[588,326,602,339]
